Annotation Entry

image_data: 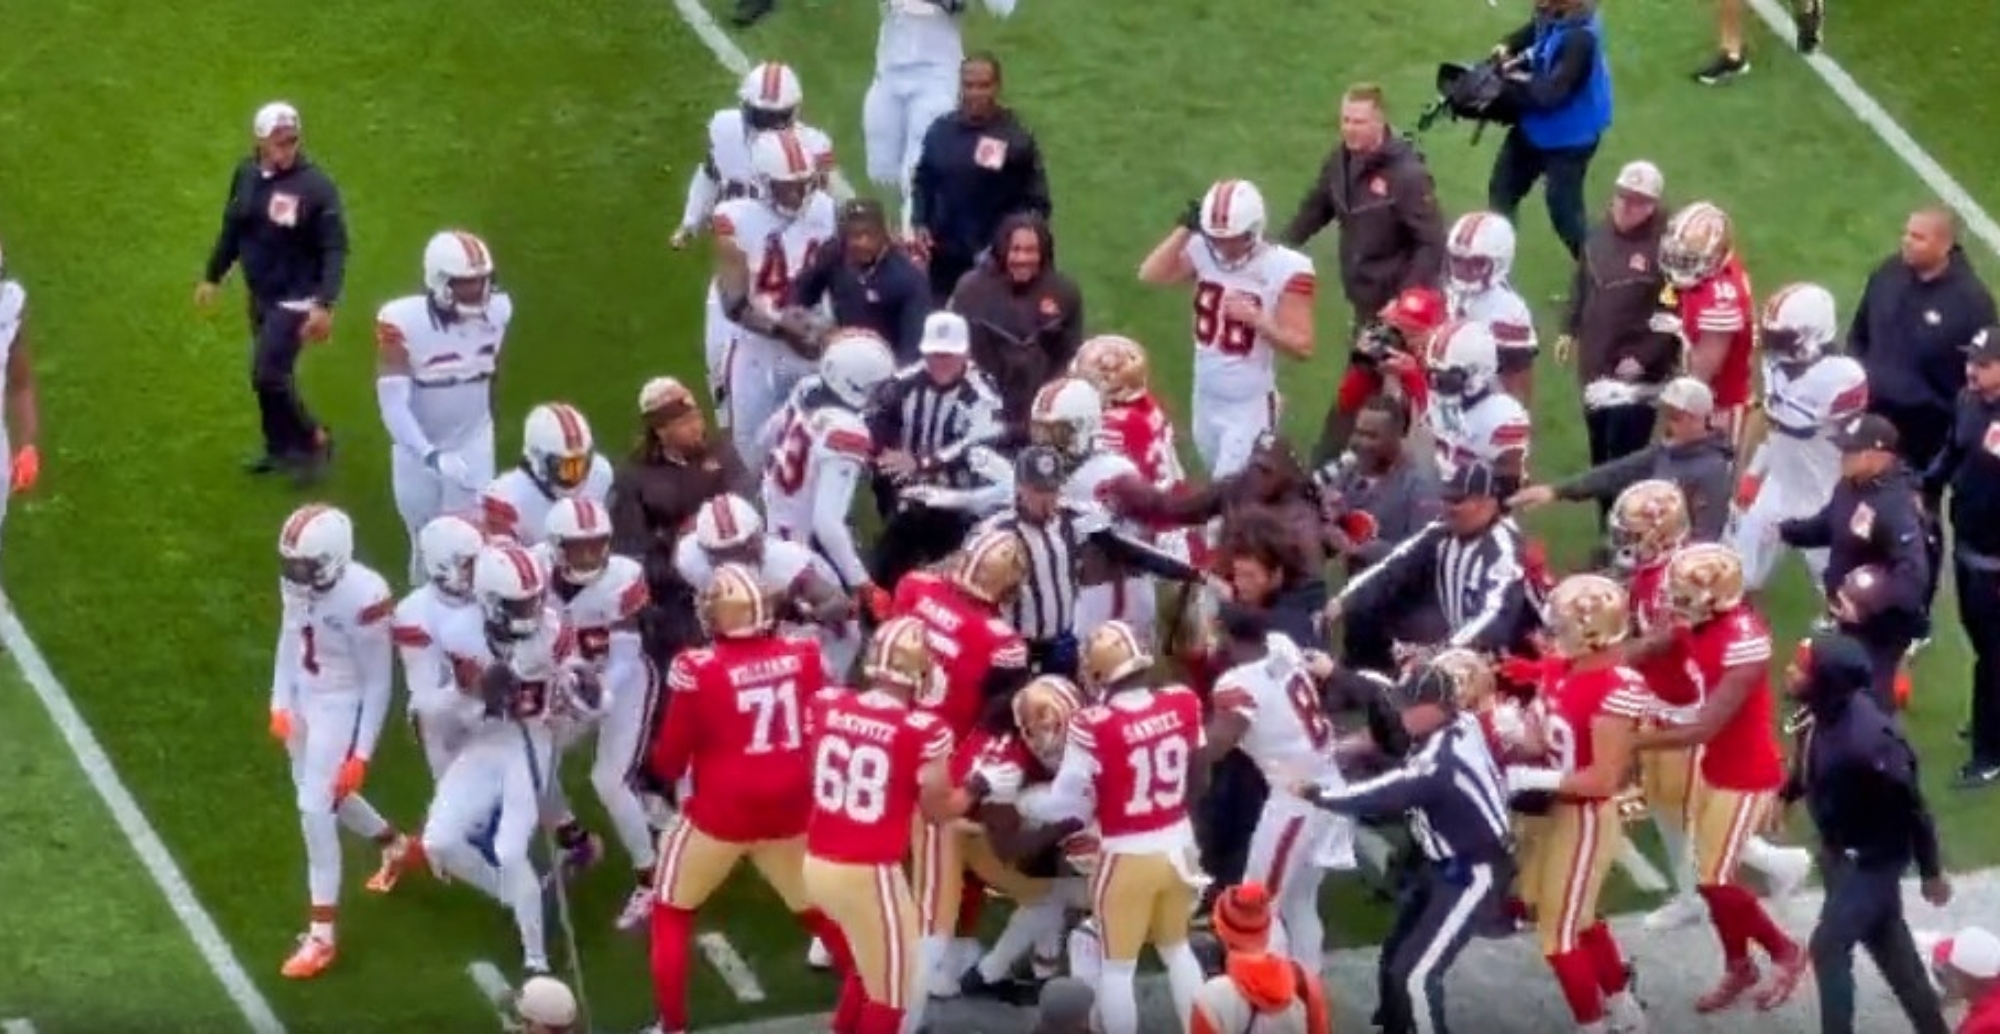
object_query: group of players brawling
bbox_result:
[258,54,1899,1034]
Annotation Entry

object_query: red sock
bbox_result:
[1697,884,1754,964]
[1577,922,1629,994]
[1720,883,1799,960]
[832,975,865,1034]
[1546,950,1605,1024]
[955,878,986,936]
[857,1001,905,1034]
[798,909,854,974]
[648,904,696,1032]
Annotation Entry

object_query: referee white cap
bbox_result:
[253,101,301,140]
[920,311,971,356]
[516,975,578,1028]
[1657,376,1714,417]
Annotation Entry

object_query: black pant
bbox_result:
[1026,635,1078,679]
[927,250,978,304]
[1956,557,2000,765]
[1376,857,1509,1034]
[247,299,322,458]
[1874,399,1951,614]
[1488,130,1598,260]
[870,501,972,588]
[1584,403,1659,522]
[1196,750,1268,887]
[1809,855,1949,1034]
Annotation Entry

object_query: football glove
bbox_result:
[268,708,294,742]
[1180,197,1203,232]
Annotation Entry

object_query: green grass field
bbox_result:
[2,0,1998,1028]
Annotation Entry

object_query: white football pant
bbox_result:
[287,695,394,916]
[1191,389,1277,480]
[1730,486,1831,594]
[861,67,958,224]
[588,670,659,872]
[724,336,814,467]
[1076,579,1157,653]
[409,703,475,783]
[423,726,552,969]
[390,418,494,582]
[1244,793,1348,970]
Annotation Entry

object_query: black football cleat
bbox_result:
[1795,0,1824,53]
[958,966,1038,1006]
[243,452,287,475]
[1694,52,1750,85]
[1954,761,2000,790]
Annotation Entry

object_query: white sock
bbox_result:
[302,811,341,928]
[979,898,1067,982]
[1740,835,1778,874]
[1096,960,1139,1034]
[1159,940,1205,1030]
[592,761,657,868]
[336,793,390,840]
[1281,883,1324,968]
[501,860,545,968]
[902,934,947,1033]
[1068,921,1102,986]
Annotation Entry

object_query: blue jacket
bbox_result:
[1519,12,1613,150]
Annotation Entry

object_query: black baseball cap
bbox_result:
[1016,445,1065,491]
[1969,325,2000,363]
[1832,413,1899,454]
[1441,462,1502,501]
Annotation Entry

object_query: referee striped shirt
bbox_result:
[867,363,1004,489]
[975,501,1104,642]
[1336,516,1541,656]
[1313,712,1512,863]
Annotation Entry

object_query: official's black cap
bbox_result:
[838,197,887,228]
[1832,413,1899,454]
[1441,462,1502,501]
[1016,445,1065,491]
[1969,325,2000,363]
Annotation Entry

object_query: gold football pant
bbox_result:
[804,855,917,1008]
[911,817,1051,937]
[652,815,809,911]
[1640,747,1698,833]
[1091,851,1198,962]
[1533,800,1624,956]
[1691,782,1774,886]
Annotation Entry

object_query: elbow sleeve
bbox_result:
[375,376,434,457]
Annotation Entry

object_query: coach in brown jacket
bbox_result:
[1561,159,1678,471]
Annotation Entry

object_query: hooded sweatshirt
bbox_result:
[948,212,1084,435]
[1190,950,1332,1034]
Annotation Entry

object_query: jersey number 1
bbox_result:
[301,626,320,676]
[1122,736,1190,817]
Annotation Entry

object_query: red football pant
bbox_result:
[653,904,852,1031]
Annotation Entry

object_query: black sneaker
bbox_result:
[292,429,335,487]
[958,966,1037,1006]
[243,453,288,475]
[1694,52,1750,85]
[1954,761,2000,790]
[1795,0,1825,53]
[729,0,774,27]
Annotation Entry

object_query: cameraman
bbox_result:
[1488,0,1614,261]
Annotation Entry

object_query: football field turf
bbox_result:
[2,0,1999,1028]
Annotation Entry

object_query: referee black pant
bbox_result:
[870,497,972,589]
[1376,855,1510,1034]
[1876,398,1951,616]
[1808,853,1948,1034]
[1196,750,1267,888]
[1956,555,2000,768]
[247,297,323,460]
[1488,129,1597,260]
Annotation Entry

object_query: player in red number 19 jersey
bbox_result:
[1637,543,1809,1014]
[804,616,958,1034]
[1020,620,1209,1034]
[643,565,849,1034]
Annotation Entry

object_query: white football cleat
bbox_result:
[807,936,833,970]
[1642,893,1706,931]
[616,885,656,932]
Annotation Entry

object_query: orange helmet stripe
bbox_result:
[572,499,602,533]
[778,130,810,175]
[1210,180,1238,225]
[549,404,586,452]
[501,545,542,592]
[452,231,489,271]
[1451,213,1486,251]
[281,504,330,549]
[760,63,785,105]
[710,497,740,541]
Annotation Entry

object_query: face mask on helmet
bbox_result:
[742,103,795,133]
[540,452,589,493]
[446,275,491,315]
[1761,323,1816,369]
[556,535,611,584]
[1205,232,1258,270]
[1427,365,1470,397]
[485,593,543,642]
[432,556,476,600]
[1447,253,1494,291]
[1659,238,1710,288]
[766,177,811,216]
[1030,418,1080,457]
[282,556,339,593]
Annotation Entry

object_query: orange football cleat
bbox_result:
[280,935,336,979]
[366,834,423,894]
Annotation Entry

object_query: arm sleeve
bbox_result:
[895,267,931,359]
[813,458,873,587]
[1777,502,1835,549]
[351,623,395,759]
[607,466,657,560]
[204,167,244,283]
[1521,33,1594,111]
[788,241,835,309]
[1922,415,1966,498]
[375,376,436,457]
[1279,158,1337,247]
[1091,527,1200,581]
[1845,273,1875,359]
[910,126,941,230]
[1446,540,1529,652]
[1017,129,1053,221]
[605,628,647,705]
[868,378,908,449]
[1906,777,1945,880]
[271,618,299,714]
[1020,731,1096,824]
[1563,258,1587,337]
[1688,456,1734,541]
[679,159,722,234]
[309,176,349,305]
[1337,523,1438,614]
[649,658,703,784]
[1881,500,1932,616]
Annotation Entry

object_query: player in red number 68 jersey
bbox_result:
[1020,620,1210,1034]
[804,616,960,1034]
[643,565,850,1034]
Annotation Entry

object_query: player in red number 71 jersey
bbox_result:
[804,616,961,1034]
[643,565,850,1034]
[1019,620,1210,1034]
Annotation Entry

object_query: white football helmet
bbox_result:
[751,128,818,218]
[473,543,547,642]
[1197,179,1267,272]
[694,493,764,553]
[522,402,595,494]
[1760,282,1839,366]
[278,504,353,593]
[1425,320,1501,400]
[737,61,803,115]
[417,514,486,600]
[544,496,615,586]
[1446,212,1516,295]
[422,230,495,318]
[1029,376,1103,461]
[819,329,897,409]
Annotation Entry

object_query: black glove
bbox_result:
[479,663,519,719]
[1180,197,1203,232]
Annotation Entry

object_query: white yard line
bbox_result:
[0,595,286,1034]
[699,931,770,1003]
[466,961,527,1032]
[1742,0,2000,256]
[4,1019,39,1034]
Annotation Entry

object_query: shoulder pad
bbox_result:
[486,290,516,327]
[348,565,396,624]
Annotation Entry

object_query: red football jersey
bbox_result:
[1629,560,1699,706]
[1538,663,1656,799]
[805,688,953,865]
[895,573,1029,741]
[949,727,1051,786]
[652,634,825,841]
[1103,394,1186,490]
[1675,255,1756,409]
[1070,685,1204,838]
[1680,606,1784,790]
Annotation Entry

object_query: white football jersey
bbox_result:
[0,279,22,454]
[374,293,511,451]
[432,602,595,734]
[1760,355,1868,502]
[673,534,829,597]
[534,551,649,674]
[479,457,615,545]
[276,562,396,699]
[1448,284,1537,355]
[761,403,873,548]
[1064,452,1143,535]
[704,109,836,201]
[1428,391,1532,480]
[1211,657,1341,786]
[707,194,839,333]
[1183,239,1316,400]
[391,584,479,719]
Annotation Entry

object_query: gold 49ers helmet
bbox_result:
[1013,675,1084,769]
[1609,479,1690,572]
[1664,542,1747,626]
[1660,200,1734,288]
[864,615,933,696]
[1427,647,1499,712]
[699,563,771,639]
[953,528,1029,606]
[1070,335,1150,404]
[1546,573,1632,659]
[1079,620,1153,694]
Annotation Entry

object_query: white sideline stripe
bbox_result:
[700,930,770,1002]
[0,595,286,1034]
[670,0,859,203]
[1615,839,1667,893]
[1743,0,2000,257]
[466,961,526,1032]
[5,1019,39,1034]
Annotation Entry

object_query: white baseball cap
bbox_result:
[920,311,970,356]
[638,375,696,415]
[516,975,578,1026]
[1657,376,1714,416]
[1934,927,2000,980]
[1614,160,1663,200]
[253,101,301,140]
